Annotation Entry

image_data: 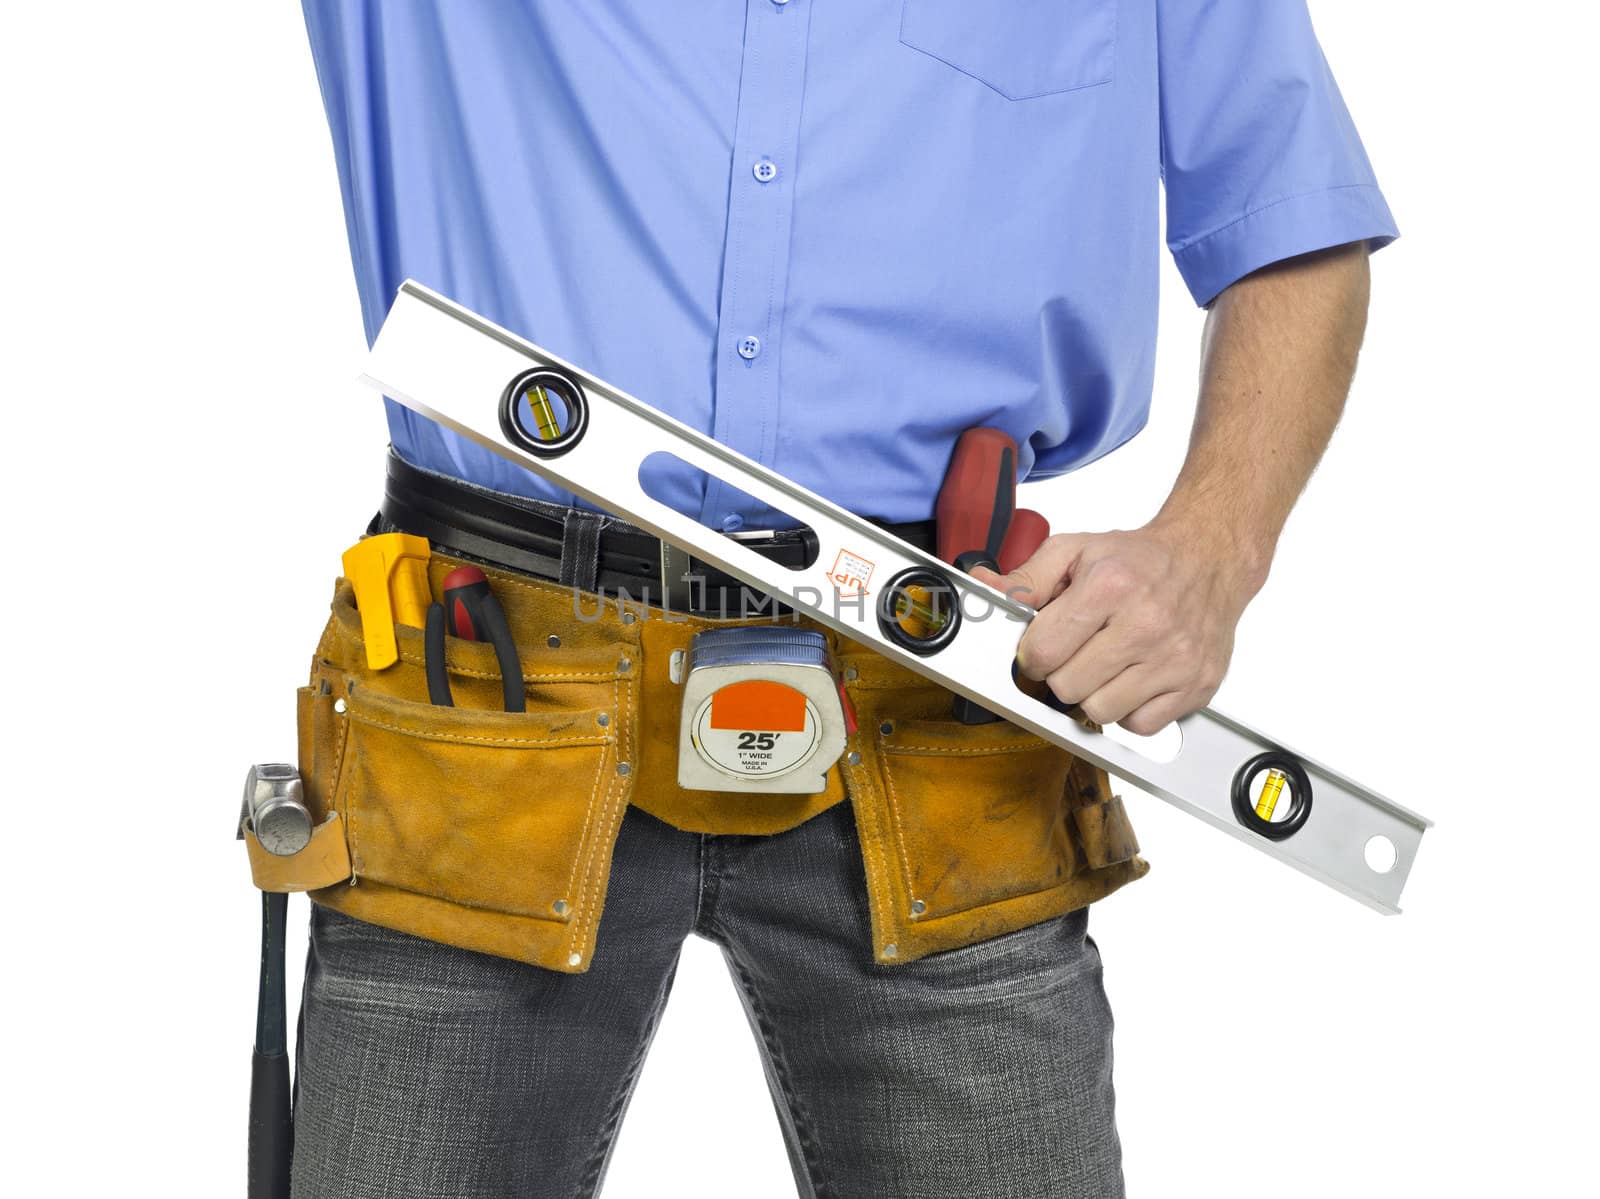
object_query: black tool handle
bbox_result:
[479,596,526,713]
[948,551,1003,724]
[248,1048,293,1199]
[249,890,292,1199]
[425,602,455,707]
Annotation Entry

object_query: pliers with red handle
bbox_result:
[424,565,526,712]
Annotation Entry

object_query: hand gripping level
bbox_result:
[360,280,1432,913]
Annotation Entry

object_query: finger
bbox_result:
[967,532,1089,609]
[1118,689,1211,738]
[1012,546,1148,680]
[1076,663,1178,729]
[1043,626,1146,706]
[1013,581,1119,681]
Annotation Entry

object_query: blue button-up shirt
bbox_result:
[302,0,1396,529]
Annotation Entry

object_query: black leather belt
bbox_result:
[372,449,938,617]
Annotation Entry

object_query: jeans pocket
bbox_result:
[899,0,1118,99]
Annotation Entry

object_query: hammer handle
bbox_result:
[248,890,292,1199]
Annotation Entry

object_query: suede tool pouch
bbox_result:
[338,687,614,919]
[836,649,1149,966]
[876,715,1079,921]
[302,572,638,974]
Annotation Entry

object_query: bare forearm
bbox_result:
[1153,242,1373,589]
[976,241,1377,733]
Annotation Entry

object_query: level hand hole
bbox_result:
[1012,663,1185,762]
[1101,720,1183,764]
[638,451,818,570]
[1364,835,1397,874]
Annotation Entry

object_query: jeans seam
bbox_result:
[694,834,724,941]
[694,833,707,928]
[724,948,830,1197]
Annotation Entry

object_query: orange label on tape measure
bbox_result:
[709,680,808,732]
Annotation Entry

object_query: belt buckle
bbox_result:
[658,542,697,613]
[661,530,786,617]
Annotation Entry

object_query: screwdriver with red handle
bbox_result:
[934,428,1051,723]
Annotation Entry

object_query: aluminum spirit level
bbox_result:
[359,280,1433,913]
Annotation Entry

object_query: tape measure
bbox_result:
[673,627,848,794]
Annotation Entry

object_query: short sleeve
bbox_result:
[1158,2,1399,306]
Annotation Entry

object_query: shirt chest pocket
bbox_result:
[898,0,1117,100]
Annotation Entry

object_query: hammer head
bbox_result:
[238,763,313,857]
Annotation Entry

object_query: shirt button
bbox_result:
[772,0,792,6]
[721,513,744,532]
[753,158,778,184]
[737,335,762,360]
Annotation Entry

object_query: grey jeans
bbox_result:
[289,798,1125,1199]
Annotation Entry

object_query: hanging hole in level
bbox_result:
[1364,835,1397,874]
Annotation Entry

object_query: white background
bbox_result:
[3,3,1595,1195]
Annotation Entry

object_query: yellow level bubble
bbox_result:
[894,584,950,640]
[1255,768,1287,821]
[528,385,561,440]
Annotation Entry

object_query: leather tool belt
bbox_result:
[247,452,1148,973]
